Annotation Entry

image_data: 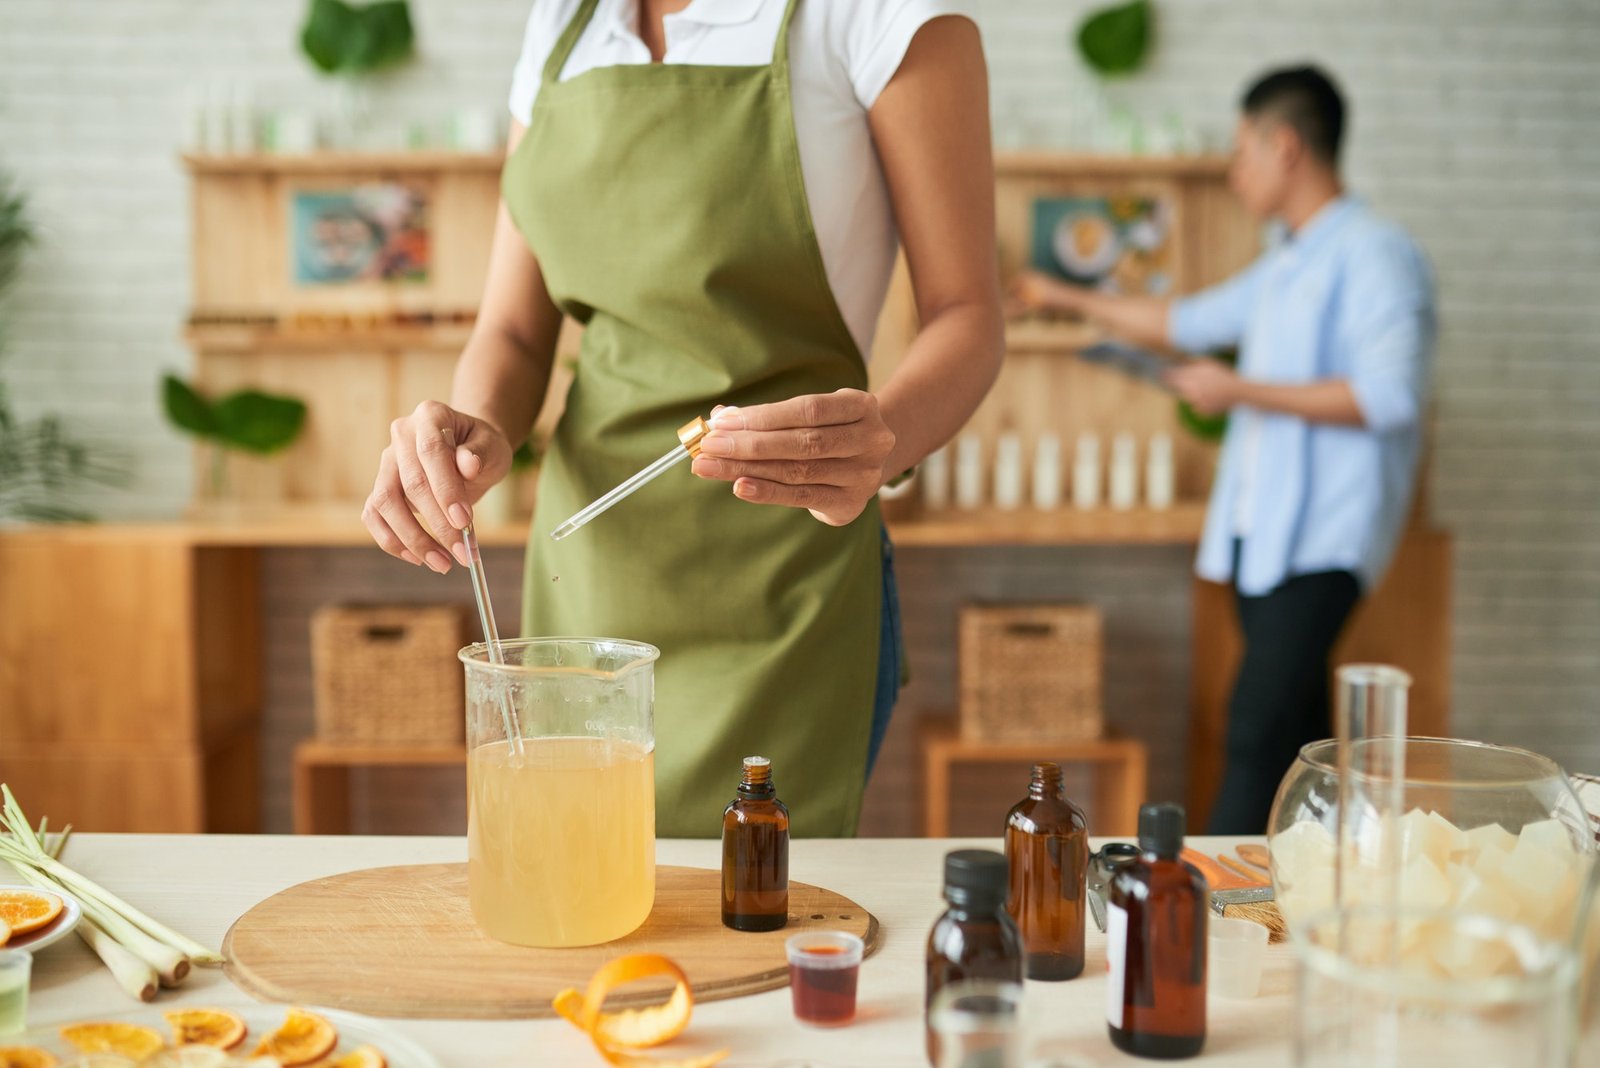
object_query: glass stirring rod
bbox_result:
[550,416,711,541]
[461,522,523,757]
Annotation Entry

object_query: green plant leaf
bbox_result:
[162,374,218,439]
[1076,0,1151,77]
[212,390,307,453]
[301,0,415,76]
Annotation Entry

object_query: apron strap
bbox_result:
[771,0,804,68]
[544,0,604,86]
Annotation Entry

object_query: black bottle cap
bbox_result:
[1138,803,1186,859]
[942,849,1008,908]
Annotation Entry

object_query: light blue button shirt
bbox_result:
[1170,196,1436,596]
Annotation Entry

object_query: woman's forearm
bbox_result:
[876,299,1004,478]
[450,322,554,448]
[1075,289,1173,349]
[1236,378,1364,426]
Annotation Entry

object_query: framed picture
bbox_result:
[1029,195,1174,296]
[290,183,430,285]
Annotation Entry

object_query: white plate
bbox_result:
[15,1004,442,1068]
[0,884,81,954]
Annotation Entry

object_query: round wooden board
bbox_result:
[223,864,880,1019]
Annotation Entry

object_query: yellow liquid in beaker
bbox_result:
[468,737,655,947]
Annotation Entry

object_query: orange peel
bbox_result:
[552,953,728,1068]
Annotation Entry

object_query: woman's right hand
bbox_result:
[362,400,513,573]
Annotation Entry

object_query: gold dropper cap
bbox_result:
[678,416,711,458]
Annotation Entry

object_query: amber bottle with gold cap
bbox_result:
[721,756,789,931]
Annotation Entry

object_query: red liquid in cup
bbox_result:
[789,945,859,1026]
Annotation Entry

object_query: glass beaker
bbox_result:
[460,637,659,948]
[1293,906,1577,1068]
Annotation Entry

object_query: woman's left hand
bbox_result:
[691,389,897,527]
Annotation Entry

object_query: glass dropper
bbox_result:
[551,416,711,541]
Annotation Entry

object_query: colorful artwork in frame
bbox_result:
[291,183,430,285]
[1029,195,1174,296]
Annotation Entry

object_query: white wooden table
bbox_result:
[20,835,1295,1067]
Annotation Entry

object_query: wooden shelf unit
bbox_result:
[292,739,466,834]
[918,716,1148,837]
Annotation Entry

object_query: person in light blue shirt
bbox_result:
[1013,66,1436,833]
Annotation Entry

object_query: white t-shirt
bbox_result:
[507,0,967,356]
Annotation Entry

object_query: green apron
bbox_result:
[502,0,882,838]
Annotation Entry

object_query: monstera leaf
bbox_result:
[1076,0,1152,77]
[301,0,415,76]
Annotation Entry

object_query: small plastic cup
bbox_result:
[786,931,864,1027]
[1209,915,1269,999]
[0,949,33,1036]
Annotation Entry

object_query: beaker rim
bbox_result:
[1297,736,1569,787]
[457,636,660,676]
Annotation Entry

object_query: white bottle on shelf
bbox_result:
[1146,432,1175,510]
[1072,432,1101,511]
[922,446,951,511]
[1109,432,1139,511]
[1033,433,1063,510]
[230,82,256,154]
[955,435,984,511]
[993,433,1023,511]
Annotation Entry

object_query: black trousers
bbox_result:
[1205,559,1362,835]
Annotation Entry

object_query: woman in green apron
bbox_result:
[361,0,1002,837]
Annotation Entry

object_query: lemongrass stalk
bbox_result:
[77,913,158,1002]
[1,787,219,964]
[0,841,190,984]
[0,861,158,1001]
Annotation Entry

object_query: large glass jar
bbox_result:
[1268,737,1595,949]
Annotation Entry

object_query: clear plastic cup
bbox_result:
[785,931,864,1027]
[1209,915,1269,999]
[0,949,32,1036]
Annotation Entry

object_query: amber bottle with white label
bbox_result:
[1105,803,1207,1059]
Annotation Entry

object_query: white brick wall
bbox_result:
[3,1,1598,831]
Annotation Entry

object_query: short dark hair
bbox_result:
[1241,65,1345,166]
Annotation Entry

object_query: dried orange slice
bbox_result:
[163,1008,247,1051]
[321,1047,386,1068]
[0,891,63,937]
[552,953,728,1068]
[0,1048,59,1068]
[251,1007,336,1067]
[58,1022,164,1060]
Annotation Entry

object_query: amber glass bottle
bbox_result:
[1004,761,1089,981]
[1106,803,1207,1059]
[925,849,1023,1065]
[721,756,789,932]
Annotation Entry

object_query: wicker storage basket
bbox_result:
[311,603,468,746]
[958,602,1105,742]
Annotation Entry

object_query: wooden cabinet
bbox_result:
[0,531,260,831]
